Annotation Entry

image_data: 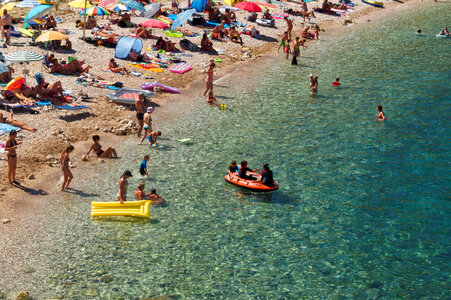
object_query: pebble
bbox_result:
[81,155,89,162]
[46,154,55,161]
[27,174,35,180]
[2,219,10,224]
[16,291,31,300]
[100,275,112,283]
[97,159,105,164]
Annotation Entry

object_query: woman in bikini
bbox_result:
[109,58,130,75]
[5,130,21,184]
[118,170,132,204]
[86,135,117,158]
[60,145,74,191]
[203,59,215,97]
[377,105,386,121]
[0,111,36,132]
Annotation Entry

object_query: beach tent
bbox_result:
[191,0,207,12]
[115,37,142,59]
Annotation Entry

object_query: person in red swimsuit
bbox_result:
[377,105,386,121]
[203,59,215,97]
[332,78,340,86]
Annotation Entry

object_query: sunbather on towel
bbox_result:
[1,86,35,105]
[128,50,154,63]
[201,33,216,52]
[109,58,130,75]
[92,30,122,40]
[178,28,196,36]
[0,111,36,132]
[34,75,66,103]
[136,25,156,39]
[51,58,91,75]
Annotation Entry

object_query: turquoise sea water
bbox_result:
[3,4,450,299]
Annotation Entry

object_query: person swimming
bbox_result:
[332,77,340,86]
[377,105,386,121]
[416,29,422,35]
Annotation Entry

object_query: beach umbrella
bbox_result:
[98,0,116,8]
[35,31,68,42]
[171,8,195,31]
[121,0,145,12]
[5,51,44,80]
[0,62,9,74]
[24,4,52,22]
[140,19,169,29]
[191,0,207,12]
[16,0,40,8]
[80,5,111,16]
[67,0,93,9]
[235,1,262,12]
[1,2,18,14]
[141,3,160,18]
[107,3,130,11]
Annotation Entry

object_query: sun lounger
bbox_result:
[91,200,152,218]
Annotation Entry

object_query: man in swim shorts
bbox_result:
[278,31,288,52]
[135,93,146,138]
[1,9,12,45]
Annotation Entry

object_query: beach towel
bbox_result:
[130,64,165,72]
[0,101,36,109]
[101,68,143,77]
[0,141,5,153]
[0,123,21,135]
[53,104,88,110]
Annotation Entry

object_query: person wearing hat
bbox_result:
[140,107,154,144]
[309,74,319,95]
[118,170,132,204]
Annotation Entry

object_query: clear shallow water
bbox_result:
[3,4,451,299]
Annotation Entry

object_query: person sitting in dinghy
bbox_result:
[238,160,259,180]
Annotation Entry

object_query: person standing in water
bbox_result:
[118,170,132,204]
[5,130,21,184]
[60,145,74,191]
[285,17,294,39]
[291,37,301,65]
[203,59,215,97]
[139,107,154,144]
[309,74,319,94]
[135,94,146,138]
[278,31,288,53]
[377,105,386,121]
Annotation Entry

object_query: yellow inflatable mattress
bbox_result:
[91,200,152,218]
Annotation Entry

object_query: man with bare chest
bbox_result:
[1,9,12,45]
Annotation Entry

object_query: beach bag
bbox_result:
[189,17,205,26]
[113,82,123,88]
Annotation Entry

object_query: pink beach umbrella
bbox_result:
[235,1,262,12]
[140,19,170,29]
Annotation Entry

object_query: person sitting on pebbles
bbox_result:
[263,10,273,20]
[229,26,243,45]
[109,58,130,75]
[86,135,118,158]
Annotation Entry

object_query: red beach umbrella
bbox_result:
[140,19,170,29]
[235,1,262,12]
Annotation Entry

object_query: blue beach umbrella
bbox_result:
[121,0,145,12]
[191,0,207,12]
[171,8,195,31]
[16,0,40,8]
[0,62,9,74]
[24,4,52,22]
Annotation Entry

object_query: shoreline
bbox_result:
[0,0,437,297]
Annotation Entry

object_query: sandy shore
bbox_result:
[0,0,437,297]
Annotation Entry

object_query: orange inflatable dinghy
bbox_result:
[224,172,279,192]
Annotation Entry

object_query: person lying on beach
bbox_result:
[322,0,332,13]
[118,170,132,204]
[177,28,197,36]
[309,74,318,95]
[51,58,91,75]
[0,111,36,132]
[2,85,36,104]
[200,33,217,53]
[238,160,259,180]
[128,50,155,63]
[263,10,273,20]
[86,16,97,30]
[248,12,258,22]
[109,58,130,75]
[278,31,288,52]
[301,26,314,40]
[34,74,66,102]
[92,30,122,40]
[87,135,118,158]
[134,184,166,206]
[229,26,243,45]
[377,105,386,121]
[136,24,156,39]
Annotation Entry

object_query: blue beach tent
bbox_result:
[115,37,143,59]
[191,0,207,12]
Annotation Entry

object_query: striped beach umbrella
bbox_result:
[5,51,44,62]
[122,0,145,12]
[107,3,130,11]
[16,0,40,8]
[171,9,195,31]
[24,4,52,22]
[142,3,160,18]
[98,0,116,8]
[80,5,111,16]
